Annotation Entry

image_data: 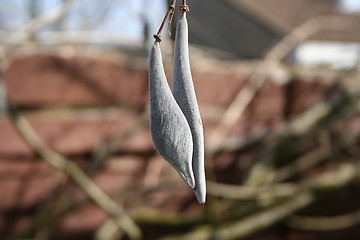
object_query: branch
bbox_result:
[95,219,125,240]
[159,163,360,240]
[273,131,333,182]
[1,31,144,47]
[7,107,142,240]
[207,181,297,200]
[208,15,358,147]
[245,93,354,186]
[0,2,143,235]
[288,208,360,231]
[206,128,270,155]
[87,113,148,174]
[1,0,79,70]
[153,0,176,42]
[4,0,79,45]
[159,192,314,240]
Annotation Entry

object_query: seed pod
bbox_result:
[149,42,195,188]
[173,12,206,204]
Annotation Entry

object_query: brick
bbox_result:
[4,55,148,108]
[0,111,152,157]
[3,54,249,108]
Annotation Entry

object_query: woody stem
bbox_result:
[154,0,176,42]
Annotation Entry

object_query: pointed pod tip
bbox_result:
[187,179,195,189]
[194,187,206,205]
[179,171,195,189]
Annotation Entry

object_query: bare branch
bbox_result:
[88,113,148,174]
[159,163,360,240]
[208,15,358,147]
[0,0,80,70]
[7,107,142,240]
[207,181,297,200]
[288,208,360,231]
[153,0,176,42]
[4,0,79,45]
[245,91,358,186]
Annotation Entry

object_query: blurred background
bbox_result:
[0,0,360,240]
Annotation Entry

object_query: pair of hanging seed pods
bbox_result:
[149,9,206,205]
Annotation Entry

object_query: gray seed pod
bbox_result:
[149,42,195,188]
[173,12,206,204]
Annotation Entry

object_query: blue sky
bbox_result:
[0,0,166,41]
[0,0,359,45]
[340,0,360,12]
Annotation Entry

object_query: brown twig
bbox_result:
[208,15,358,148]
[1,0,79,70]
[154,0,176,42]
[207,181,297,200]
[4,0,78,44]
[288,208,360,231]
[159,192,314,240]
[159,163,360,240]
[245,91,354,186]
[88,113,148,174]
[206,128,271,155]
[6,106,142,240]
[9,109,148,239]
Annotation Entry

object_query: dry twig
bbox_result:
[245,93,352,185]
[208,15,358,147]
[7,107,142,240]
[288,208,360,231]
[1,1,141,238]
[159,163,360,240]
[1,0,79,70]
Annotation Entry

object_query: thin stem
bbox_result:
[181,0,189,12]
[6,106,142,240]
[154,0,176,42]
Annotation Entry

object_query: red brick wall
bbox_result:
[0,53,342,239]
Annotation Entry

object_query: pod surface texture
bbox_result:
[173,12,206,204]
[149,42,195,188]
